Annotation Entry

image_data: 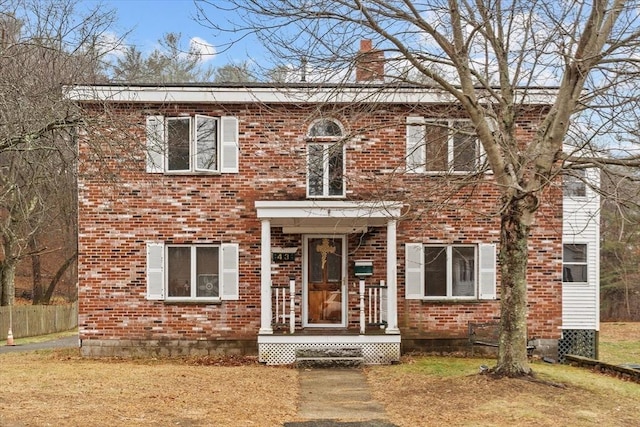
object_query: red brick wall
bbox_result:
[77,102,562,346]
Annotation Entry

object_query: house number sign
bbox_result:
[272,251,296,262]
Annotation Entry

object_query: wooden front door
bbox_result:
[306,236,344,326]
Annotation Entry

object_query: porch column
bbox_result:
[386,219,400,334]
[259,219,273,334]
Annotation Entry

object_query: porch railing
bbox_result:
[360,280,388,333]
[271,278,296,334]
[271,278,387,334]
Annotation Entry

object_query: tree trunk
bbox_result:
[0,261,16,307]
[30,235,44,304]
[41,251,77,304]
[494,199,533,377]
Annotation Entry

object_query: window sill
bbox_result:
[162,171,223,176]
[306,195,347,199]
[164,298,222,305]
[420,298,485,304]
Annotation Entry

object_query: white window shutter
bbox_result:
[478,243,497,300]
[146,115,165,173]
[405,243,424,299]
[221,243,239,300]
[146,242,165,300]
[220,116,239,173]
[406,116,425,173]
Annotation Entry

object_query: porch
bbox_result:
[255,200,402,365]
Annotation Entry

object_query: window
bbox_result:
[424,246,476,297]
[146,243,239,301]
[307,119,345,197]
[563,170,586,197]
[146,115,238,173]
[405,243,496,300]
[167,246,220,298]
[563,244,587,282]
[406,118,480,173]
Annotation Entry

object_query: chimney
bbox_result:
[355,39,385,82]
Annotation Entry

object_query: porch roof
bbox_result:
[255,200,402,233]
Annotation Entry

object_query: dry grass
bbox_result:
[1,323,639,426]
[0,352,297,427]
[366,356,640,426]
[599,322,640,365]
[367,322,640,427]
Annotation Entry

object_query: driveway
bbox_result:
[0,334,78,354]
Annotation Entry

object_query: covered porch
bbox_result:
[255,200,402,365]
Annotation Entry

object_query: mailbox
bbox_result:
[354,260,373,277]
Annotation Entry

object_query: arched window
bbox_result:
[307,119,345,197]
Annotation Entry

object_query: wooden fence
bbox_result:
[0,302,78,340]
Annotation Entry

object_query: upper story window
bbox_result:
[146,115,239,174]
[307,119,345,197]
[563,169,586,197]
[406,117,481,173]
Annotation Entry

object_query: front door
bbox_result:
[305,236,345,326]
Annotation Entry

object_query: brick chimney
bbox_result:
[355,39,385,82]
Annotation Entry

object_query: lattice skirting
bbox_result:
[258,336,401,365]
[558,329,597,363]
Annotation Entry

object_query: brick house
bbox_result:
[67,45,599,364]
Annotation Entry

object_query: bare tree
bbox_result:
[110,32,215,83]
[0,0,118,306]
[600,170,640,320]
[213,61,257,82]
[197,0,640,377]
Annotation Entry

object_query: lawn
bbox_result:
[598,322,640,365]
[0,323,638,426]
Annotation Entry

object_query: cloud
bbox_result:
[189,37,216,62]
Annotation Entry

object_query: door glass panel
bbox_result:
[307,237,343,325]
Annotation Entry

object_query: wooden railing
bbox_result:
[360,280,387,333]
[0,302,78,340]
[272,278,295,334]
[271,278,387,334]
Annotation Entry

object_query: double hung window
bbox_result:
[563,244,587,283]
[405,243,496,300]
[307,119,345,197]
[146,243,239,302]
[167,246,220,298]
[424,245,476,297]
[146,115,238,173]
[407,118,480,173]
[563,170,587,197]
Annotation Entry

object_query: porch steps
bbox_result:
[294,347,365,368]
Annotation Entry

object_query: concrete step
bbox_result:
[295,347,365,368]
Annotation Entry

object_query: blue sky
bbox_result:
[80,0,257,66]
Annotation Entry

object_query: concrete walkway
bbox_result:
[284,368,398,427]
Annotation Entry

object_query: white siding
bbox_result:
[562,168,600,331]
[562,284,598,329]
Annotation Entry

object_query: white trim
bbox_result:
[255,200,401,219]
[385,220,399,334]
[260,219,273,334]
[65,85,557,105]
[258,334,401,344]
